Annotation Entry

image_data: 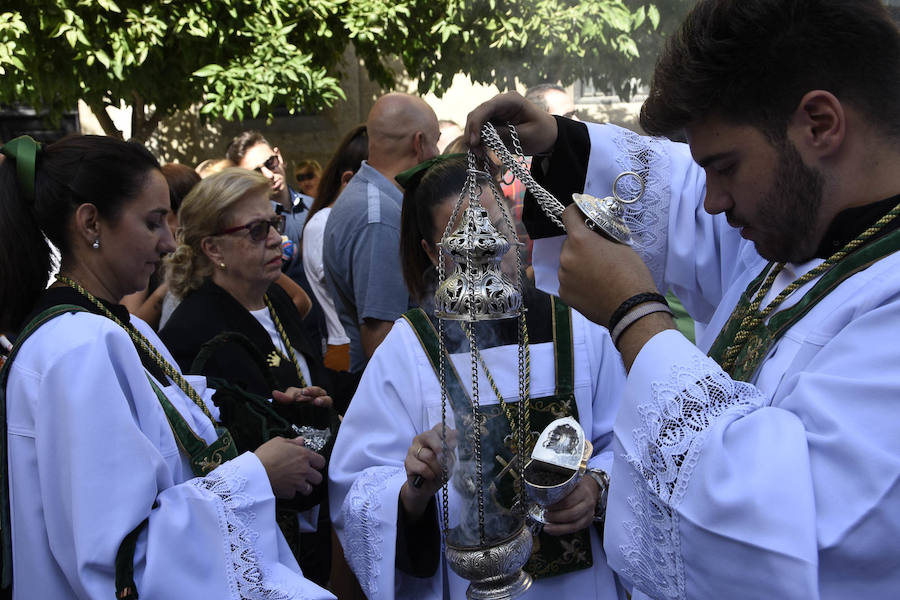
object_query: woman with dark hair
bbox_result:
[0,135,334,599]
[122,162,200,329]
[328,155,627,599]
[302,125,368,402]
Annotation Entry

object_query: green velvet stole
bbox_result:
[402,298,594,579]
[0,305,236,599]
[708,229,900,381]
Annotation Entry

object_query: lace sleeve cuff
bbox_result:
[623,330,765,505]
[587,124,673,291]
[188,452,285,598]
[340,466,407,598]
[608,331,767,599]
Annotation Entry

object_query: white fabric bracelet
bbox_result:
[610,302,674,347]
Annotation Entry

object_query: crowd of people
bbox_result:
[1,0,899,598]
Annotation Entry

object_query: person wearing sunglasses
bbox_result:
[225,131,313,276]
[294,159,322,200]
[226,131,327,383]
[160,168,335,585]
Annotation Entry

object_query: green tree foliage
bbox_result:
[0,0,689,141]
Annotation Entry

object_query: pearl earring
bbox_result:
[219,262,226,269]
[92,239,100,249]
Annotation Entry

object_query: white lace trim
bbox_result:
[619,353,764,600]
[613,129,671,292]
[192,461,299,600]
[341,465,400,598]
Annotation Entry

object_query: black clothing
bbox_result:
[159,278,332,586]
[160,279,329,397]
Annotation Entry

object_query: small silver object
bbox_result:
[434,168,522,322]
[291,424,332,454]
[522,418,593,531]
[572,171,645,244]
[585,468,610,523]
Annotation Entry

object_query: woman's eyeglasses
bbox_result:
[217,214,286,242]
[255,154,279,173]
[296,171,316,182]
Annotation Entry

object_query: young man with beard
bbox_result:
[466,0,900,598]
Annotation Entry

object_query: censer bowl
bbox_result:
[523,460,581,507]
[445,517,533,600]
[523,439,592,525]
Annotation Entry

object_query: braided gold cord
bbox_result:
[721,202,900,372]
[56,276,217,423]
[521,317,531,450]
[721,264,784,369]
[264,295,308,388]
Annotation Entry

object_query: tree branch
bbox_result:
[135,108,162,143]
[129,90,163,142]
[86,100,124,140]
[131,90,144,142]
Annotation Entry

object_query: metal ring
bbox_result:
[415,445,425,460]
[612,171,646,205]
[466,167,493,180]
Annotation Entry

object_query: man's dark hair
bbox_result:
[225,130,271,164]
[641,0,900,141]
[525,83,567,113]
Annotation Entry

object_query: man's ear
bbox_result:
[200,235,225,265]
[789,90,845,158]
[339,169,355,187]
[274,147,285,167]
[413,131,426,163]
[73,203,101,246]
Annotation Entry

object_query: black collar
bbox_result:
[814,194,900,259]
[28,286,131,326]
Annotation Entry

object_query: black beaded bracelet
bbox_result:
[607,292,669,333]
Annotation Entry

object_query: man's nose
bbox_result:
[703,183,732,215]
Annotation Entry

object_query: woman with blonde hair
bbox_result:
[160,167,335,584]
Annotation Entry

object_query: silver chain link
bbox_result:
[436,142,536,541]
[466,325,486,544]
[480,122,567,229]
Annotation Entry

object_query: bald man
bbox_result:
[323,93,440,373]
